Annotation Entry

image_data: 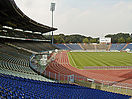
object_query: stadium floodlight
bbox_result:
[50,3,56,11]
[50,3,56,44]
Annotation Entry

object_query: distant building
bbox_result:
[99,38,111,44]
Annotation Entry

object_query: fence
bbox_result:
[84,66,132,70]
[38,69,132,96]
[30,52,132,96]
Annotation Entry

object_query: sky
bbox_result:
[14,0,132,37]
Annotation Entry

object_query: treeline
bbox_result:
[44,34,99,43]
[44,33,132,43]
[105,33,132,43]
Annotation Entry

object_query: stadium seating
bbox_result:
[81,43,95,50]
[0,68,51,82]
[54,44,70,50]
[0,28,47,40]
[0,42,55,82]
[0,42,58,76]
[110,43,126,51]
[66,44,83,50]
[124,43,132,50]
[110,44,118,50]
[11,41,57,52]
[0,73,130,99]
[54,43,132,51]
[0,43,37,74]
[96,44,108,51]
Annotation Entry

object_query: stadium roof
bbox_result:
[0,0,57,33]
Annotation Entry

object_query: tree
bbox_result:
[118,37,125,43]
[83,38,89,43]
[47,32,132,43]
[105,33,131,43]
[90,39,97,43]
[126,37,132,43]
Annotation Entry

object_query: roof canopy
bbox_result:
[0,0,57,33]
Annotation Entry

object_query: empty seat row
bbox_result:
[11,42,57,52]
[66,44,83,50]
[0,73,130,99]
[110,44,126,51]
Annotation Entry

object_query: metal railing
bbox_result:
[84,66,132,70]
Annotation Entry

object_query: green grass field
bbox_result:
[68,52,132,69]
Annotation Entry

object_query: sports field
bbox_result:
[68,52,132,69]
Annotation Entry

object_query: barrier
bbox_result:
[84,66,132,70]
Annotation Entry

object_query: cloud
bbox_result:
[55,1,132,37]
[14,0,132,37]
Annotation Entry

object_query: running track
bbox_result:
[46,51,132,85]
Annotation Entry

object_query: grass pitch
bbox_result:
[68,52,132,69]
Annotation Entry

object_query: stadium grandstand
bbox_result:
[0,0,132,99]
[54,43,132,52]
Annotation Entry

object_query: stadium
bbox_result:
[0,0,132,99]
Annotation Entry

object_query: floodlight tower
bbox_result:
[50,2,56,44]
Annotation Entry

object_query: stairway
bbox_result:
[121,43,128,51]
[107,44,112,51]
[78,43,84,50]
[64,44,72,50]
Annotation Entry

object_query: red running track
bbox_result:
[46,51,132,84]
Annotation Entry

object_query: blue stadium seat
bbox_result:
[116,43,126,51]
[66,44,83,50]
[110,43,126,51]
[54,44,70,50]
[0,73,131,99]
[124,44,132,50]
